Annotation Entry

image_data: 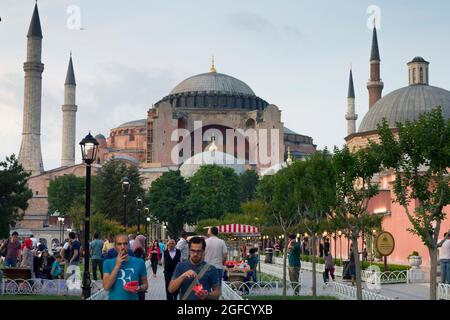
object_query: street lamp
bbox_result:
[146,216,150,252]
[79,132,99,300]
[121,177,131,230]
[337,230,343,261]
[135,196,143,233]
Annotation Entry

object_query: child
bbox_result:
[51,254,63,279]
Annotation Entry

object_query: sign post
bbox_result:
[375,231,395,272]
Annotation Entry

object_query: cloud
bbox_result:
[227,11,307,42]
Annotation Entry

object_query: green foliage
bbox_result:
[240,170,259,202]
[93,158,144,225]
[48,174,85,215]
[0,155,32,238]
[377,107,450,249]
[147,170,190,238]
[90,213,123,238]
[408,251,420,258]
[187,165,241,221]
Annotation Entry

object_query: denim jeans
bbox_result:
[440,259,450,284]
[4,258,17,267]
[217,268,224,288]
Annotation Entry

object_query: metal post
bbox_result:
[137,208,141,233]
[82,163,92,299]
[123,195,127,231]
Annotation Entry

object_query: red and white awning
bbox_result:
[217,224,260,235]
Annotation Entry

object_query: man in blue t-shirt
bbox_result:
[169,236,220,300]
[103,234,148,300]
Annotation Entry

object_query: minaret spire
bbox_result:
[209,55,217,73]
[18,3,45,175]
[346,67,358,136]
[367,25,384,108]
[61,53,78,167]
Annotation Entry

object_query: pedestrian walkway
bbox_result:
[260,261,430,300]
[145,262,167,300]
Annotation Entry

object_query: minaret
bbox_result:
[18,3,45,176]
[346,67,358,136]
[367,24,384,108]
[61,53,77,167]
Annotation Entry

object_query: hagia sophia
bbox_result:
[11,4,450,270]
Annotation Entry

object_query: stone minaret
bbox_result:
[345,68,357,136]
[18,3,44,176]
[367,25,384,108]
[61,54,77,167]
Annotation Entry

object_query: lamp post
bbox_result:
[333,232,337,264]
[135,196,143,233]
[57,217,65,244]
[337,230,343,261]
[121,177,131,230]
[146,217,150,252]
[79,132,99,300]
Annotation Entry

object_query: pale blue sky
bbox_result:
[1,0,450,169]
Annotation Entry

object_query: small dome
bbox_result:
[410,56,427,63]
[170,72,256,96]
[179,151,246,177]
[95,134,106,140]
[117,119,146,128]
[359,85,450,132]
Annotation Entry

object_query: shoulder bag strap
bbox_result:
[181,263,211,301]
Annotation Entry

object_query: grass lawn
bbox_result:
[246,295,337,300]
[0,295,81,300]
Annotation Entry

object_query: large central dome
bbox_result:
[170,72,256,96]
[155,68,268,110]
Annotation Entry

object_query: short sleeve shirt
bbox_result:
[6,240,21,260]
[172,261,219,300]
[204,236,228,270]
[103,256,147,300]
[70,240,81,262]
[90,239,104,260]
[288,243,301,268]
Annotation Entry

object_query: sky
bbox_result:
[1,0,450,170]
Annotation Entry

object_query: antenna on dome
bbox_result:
[210,55,217,73]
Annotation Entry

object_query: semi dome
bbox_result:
[359,85,450,132]
[170,72,256,96]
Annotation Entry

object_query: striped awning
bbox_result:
[217,224,260,235]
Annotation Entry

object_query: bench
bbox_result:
[1,268,32,280]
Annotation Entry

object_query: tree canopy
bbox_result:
[187,165,241,221]
[147,170,191,238]
[48,174,85,216]
[0,155,33,238]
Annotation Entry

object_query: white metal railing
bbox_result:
[221,281,244,300]
[438,283,450,300]
[225,281,302,297]
[0,278,103,296]
[265,256,408,284]
[329,282,394,300]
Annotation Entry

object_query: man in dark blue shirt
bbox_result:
[169,236,220,300]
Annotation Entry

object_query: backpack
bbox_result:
[0,239,10,257]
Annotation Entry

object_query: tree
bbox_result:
[147,170,190,238]
[291,150,336,296]
[187,165,241,221]
[376,108,450,300]
[0,155,33,238]
[240,170,259,202]
[257,169,299,297]
[332,145,381,300]
[93,158,144,225]
[48,174,85,215]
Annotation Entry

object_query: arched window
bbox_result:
[420,67,423,83]
[413,68,416,83]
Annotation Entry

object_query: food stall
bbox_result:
[216,224,261,282]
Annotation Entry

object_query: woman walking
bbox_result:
[134,235,147,300]
[323,251,335,284]
[148,240,161,277]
